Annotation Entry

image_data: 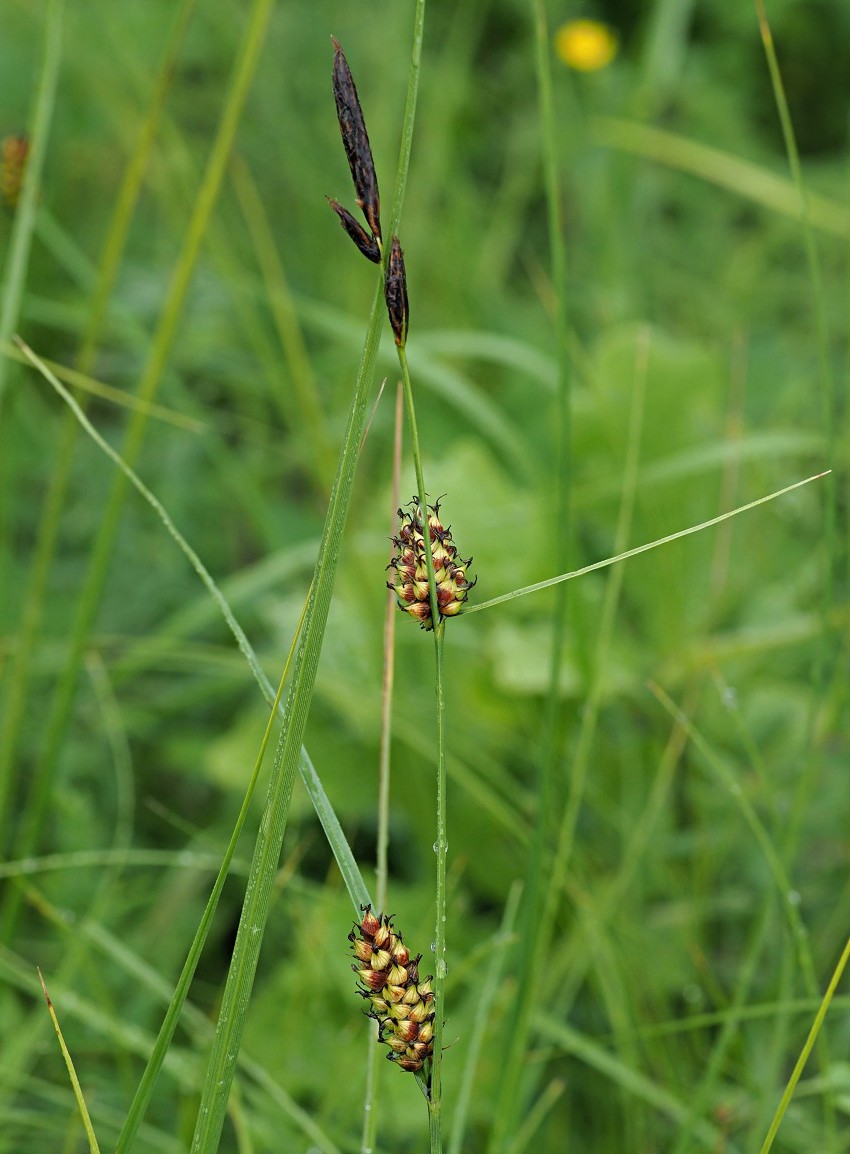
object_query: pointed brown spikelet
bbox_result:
[1,134,29,210]
[387,497,476,629]
[326,197,381,263]
[385,235,409,347]
[350,906,435,1080]
[331,37,381,245]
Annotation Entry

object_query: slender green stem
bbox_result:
[388,0,427,237]
[429,620,447,1136]
[398,342,446,1153]
[38,970,102,1154]
[464,471,829,615]
[360,385,404,1154]
[758,932,850,1154]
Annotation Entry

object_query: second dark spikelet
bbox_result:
[331,37,381,244]
[326,198,381,263]
[385,236,409,347]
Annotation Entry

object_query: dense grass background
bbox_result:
[1,0,849,1151]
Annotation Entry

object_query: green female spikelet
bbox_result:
[388,497,475,629]
[350,906,435,1079]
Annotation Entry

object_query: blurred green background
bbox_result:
[1,0,849,1151]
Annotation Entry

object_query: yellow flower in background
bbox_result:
[555,19,618,72]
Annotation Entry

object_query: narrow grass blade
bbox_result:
[0,339,204,430]
[759,933,850,1153]
[466,472,830,615]
[187,275,386,1154]
[112,612,298,1154]
[15,337,370,1149]
[16,338,370,914]
[592,116,850,237]
[37,969,102,1154]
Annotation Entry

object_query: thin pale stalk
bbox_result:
[360,383,404,1154]
[388,0,427,238]
[758,932,850,1154]
[37,970,101,1154]
[465,472,829,616]
[397,344,445,1151]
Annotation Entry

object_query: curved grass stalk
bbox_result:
[757,932,850,1154]
[465,471,829,617]
[37,970,101,1154]
[360,384,404,1154]
[591,116,850,237]
[15,337,371,1151]
[16,338,371,911]
[396,344,446,1153]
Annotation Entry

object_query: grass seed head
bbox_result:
[350,905,435,1077]
[388,497,475,629]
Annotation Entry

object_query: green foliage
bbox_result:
[1,0,848,1152]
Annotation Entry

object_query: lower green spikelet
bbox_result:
[350,906,435,1083]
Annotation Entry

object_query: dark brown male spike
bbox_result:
[385,235,409,347]
[331,37,382,245]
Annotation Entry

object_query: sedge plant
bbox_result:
[2,3,846,1153]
